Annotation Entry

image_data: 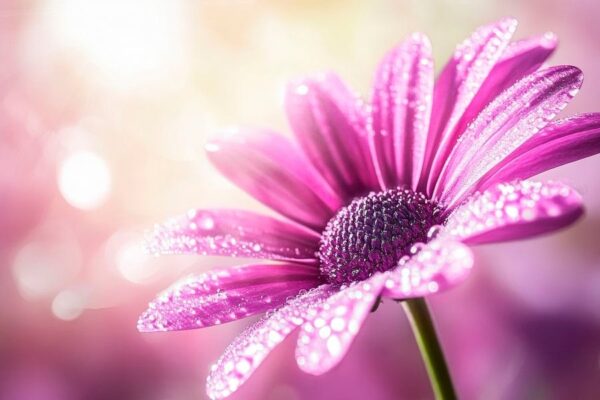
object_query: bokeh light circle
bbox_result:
[57,151,111,210]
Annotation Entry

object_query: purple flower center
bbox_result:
[318,188,444,285]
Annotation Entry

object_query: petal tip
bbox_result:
[499,16,518,32]
[205,141,221,153]
[408,31,431,47]
[206,127,246,149]
[295,327,344,376]
[136,308,164,333]
[286,79,312,97]
[541,31,559,48]
[295,353,327,376]
[554,64,584,82]
[286,72,342,98]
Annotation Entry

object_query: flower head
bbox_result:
[138,18,600,399]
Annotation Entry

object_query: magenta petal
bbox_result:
[137,263,321,332]
[295,273,387,375]
[285,73,379,200]
[206,285,335,399]
[206,129,342,231]
[369,33,434,189]
[477,113,600,189]
[454,33,558,143]
[381,239,473,298]
[419,18,517,194]
[438,65,583,207]
[147,209,320,263]
[445,180,583,245]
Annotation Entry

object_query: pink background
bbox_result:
[1,1,600,399]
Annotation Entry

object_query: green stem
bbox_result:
[403,298,457,400]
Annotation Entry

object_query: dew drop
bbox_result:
[326,335,342,357]
[410,242,425,255]
[330,317,345,332]
[199,215,215,230]
[398,255,411,266]
[235,358,251,375]
[186,209,197,219]
[426,225,443,240]
[296,84,309,95]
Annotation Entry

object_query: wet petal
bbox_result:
[438,65,583,207]
[420,18,517,194]
[206,129,342,231]
[369,33,434,189]
[295,273,387,375]
[137,263,321,332]
[382,239,473,298]
[147,209,320,263]
[445,180,583,245]
[454,32,558,143]
[285,73,379,200]
[206,285,335,400]
[477,113,600,189]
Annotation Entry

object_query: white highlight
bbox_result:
[11,226,82,300]
[114,234,159,284]
[58,151,111,210]
[43,0,188,89]
[52,289,87,321]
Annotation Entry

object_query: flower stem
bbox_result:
[403,298,457,400]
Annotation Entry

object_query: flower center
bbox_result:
[318,188,444,285]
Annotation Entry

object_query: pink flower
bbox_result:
[138,18,600,399]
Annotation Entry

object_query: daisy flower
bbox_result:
[138,18,600,399]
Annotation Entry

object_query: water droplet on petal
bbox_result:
[410,242,425,255]
[199,215,215,230]
[427,225,443,240]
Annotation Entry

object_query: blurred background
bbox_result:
[1,1,600,399]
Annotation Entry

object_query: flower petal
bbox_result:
[476,113,600,189]
[444,180,583,245]
[419,18,517,194]
[369,33,434,189]
[206,129,342,231]
[381,239,473,298]
[137,263,321,332]
[295,273,387,375]
[206,285,335,400]
[147,209,320,264]
[453,32,558,144]
[437,65,583,207]
[285,73,379,200]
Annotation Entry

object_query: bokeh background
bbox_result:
[1,1,600,399]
